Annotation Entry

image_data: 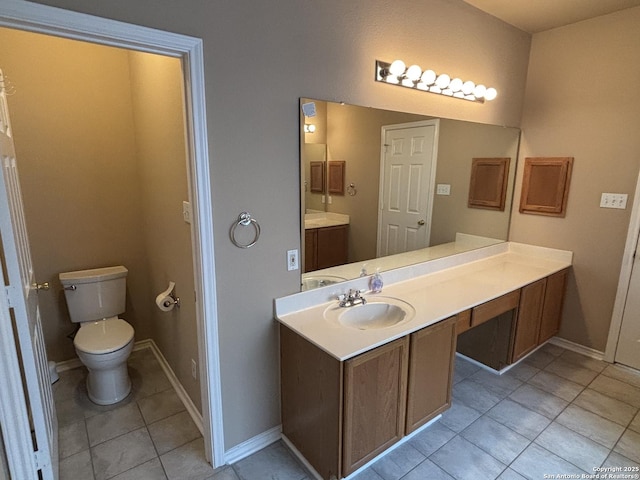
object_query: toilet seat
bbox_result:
[74,317,134,355]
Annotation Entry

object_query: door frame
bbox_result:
[605,169,640,363]
[377,119,440,257]
[0,0,225,468]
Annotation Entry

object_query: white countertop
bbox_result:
[304,212,350,229]
[275,242,572,361]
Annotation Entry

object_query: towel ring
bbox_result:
[230,212,261,248]
[347,183,357,196]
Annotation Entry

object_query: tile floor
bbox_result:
[56,344,640,480]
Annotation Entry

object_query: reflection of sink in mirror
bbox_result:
[324,296,415,330]
[301,275,348,291]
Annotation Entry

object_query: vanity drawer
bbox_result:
[471,290,520,327]
[455,310,472,335]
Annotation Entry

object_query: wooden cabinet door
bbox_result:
[406,316,457,434]
[304,229,317,272]
[342,337,409,477]
[538,269,569,343]
[317,225,348,269]
[512,278,546,362]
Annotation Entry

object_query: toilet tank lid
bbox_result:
[59,266,128,285]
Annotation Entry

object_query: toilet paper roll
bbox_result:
[156,281,176,312]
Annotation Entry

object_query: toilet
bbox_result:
[59,265,134,405]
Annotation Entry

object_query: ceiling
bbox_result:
[463,0,640,33]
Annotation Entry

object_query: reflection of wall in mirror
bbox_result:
[431,120,519,245]
[324,102,428,263]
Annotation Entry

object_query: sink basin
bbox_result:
[324,296,415,330]
[301,275,347,291]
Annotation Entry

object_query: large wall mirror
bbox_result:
[300,97,520,290]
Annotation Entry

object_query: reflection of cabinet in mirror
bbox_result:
[468,157,510,211]
[309,161,324,193]
[304,225,348,272]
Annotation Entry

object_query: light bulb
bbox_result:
[461,80,475,95]
[405,64,422,82]
[420,70,436,85]
[449,78,463,92]
[401,77,414,88]
[385,75,399,85]
[388,60,406,76]
[435,74,450,89]
[485,88,497,101]
[473,84,487,98]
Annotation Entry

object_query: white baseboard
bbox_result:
[224,425,282,465]
[549,336,606,361]
[142,339,204,435]
[53,338,204,435]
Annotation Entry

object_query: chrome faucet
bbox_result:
[338,289,367,307]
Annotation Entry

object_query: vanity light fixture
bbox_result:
[304,123,317,133]
[375,60,497,103]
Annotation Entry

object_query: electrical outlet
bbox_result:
[287,249,299,271]
[600,193,628,209]
[191,359,197,379]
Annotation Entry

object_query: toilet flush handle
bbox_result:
[63,285,76,291]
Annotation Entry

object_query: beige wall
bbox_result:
[0,29,200,409]
[0,28,151,361]
[128,52,200,410]
[510,7,640,351]
[26,0,531,450]
[431,119,519,245]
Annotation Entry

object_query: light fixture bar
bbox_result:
[375,60,497,103]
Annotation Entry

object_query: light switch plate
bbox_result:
[437,184,451,195]
[182,201,192,223]
[287,249,299,271]
[600,193,628,209]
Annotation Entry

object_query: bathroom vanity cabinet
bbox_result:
[458,268,569,368]
[277,243,572,480]
[304,225,348,271]
[280,315,457,479]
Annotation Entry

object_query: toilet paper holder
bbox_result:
[156,281,181,311]
[163,292,180,309]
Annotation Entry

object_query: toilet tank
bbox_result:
[59,266,128,323]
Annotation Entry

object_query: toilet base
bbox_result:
[86,363,132,405]
[76,338,134,406]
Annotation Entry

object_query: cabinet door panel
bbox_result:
[317,225,348,269]
[304,229,317,272]
[342,337,408,476]
[406,316,457,434]
[538,269,569,343]
[512,279,546,362]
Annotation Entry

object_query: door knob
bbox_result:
[34,282,50,291]
[417,219,425,226]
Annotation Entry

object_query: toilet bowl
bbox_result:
[60,266,135,405]
[74,317,134,405]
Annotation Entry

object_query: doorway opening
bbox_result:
[0,1,224,470]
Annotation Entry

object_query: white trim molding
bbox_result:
[549,336,605,361]
[605,170,640,363]
[224,425,282,465]
[0,0,225,468]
